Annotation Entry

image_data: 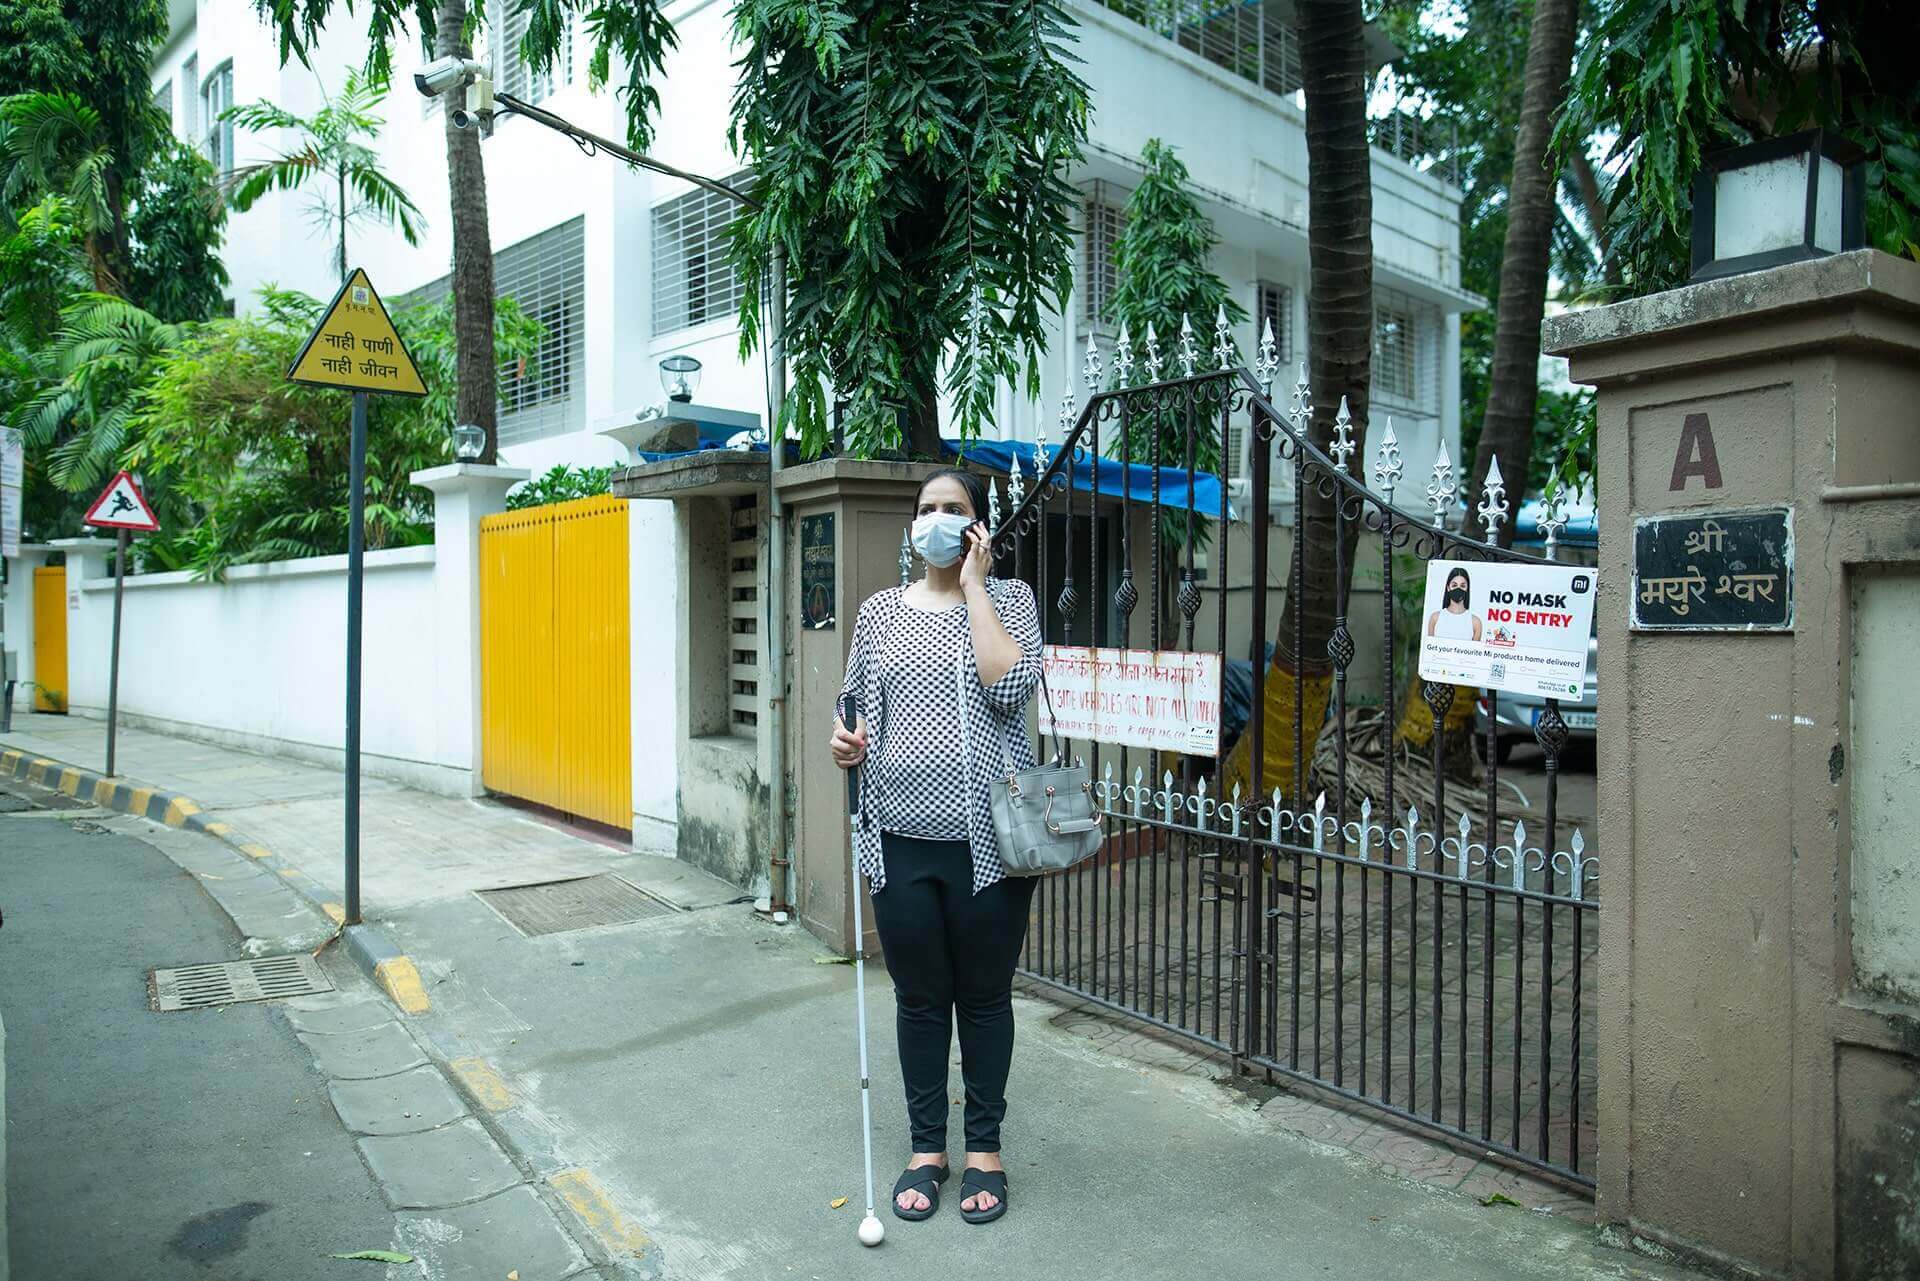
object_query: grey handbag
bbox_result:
[959,655,1104,876]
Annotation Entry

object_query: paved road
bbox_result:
[0,777,400,1279]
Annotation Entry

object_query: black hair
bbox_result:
[913,467,990,527]
[1444,567,1471,595]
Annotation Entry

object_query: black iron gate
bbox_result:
[987,330,1598,1188]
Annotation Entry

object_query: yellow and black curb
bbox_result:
[0,745,429,1015]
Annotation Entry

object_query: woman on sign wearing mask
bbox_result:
[1427,566,1484,641]
[828,467,1042,1228]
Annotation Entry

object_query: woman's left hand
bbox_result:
[959,522,991,593]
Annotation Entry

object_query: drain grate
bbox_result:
[476,874,679,938]
[152,953,334,1012]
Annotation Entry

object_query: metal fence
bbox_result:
[986,316,1597,1187]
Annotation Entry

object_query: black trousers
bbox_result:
[870,832,1038,1153]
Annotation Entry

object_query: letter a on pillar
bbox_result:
[1670,412,1724,491]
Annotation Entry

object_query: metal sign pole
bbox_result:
[345,390,367,925]
[106,528,129,776]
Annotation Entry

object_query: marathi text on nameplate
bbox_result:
[1631,508,1793,632]
[1039,646,1223,757]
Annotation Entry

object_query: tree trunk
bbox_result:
[437,0,500,465]
[337,164,349,282]
[902,358,946,461]
[1222,0,1372,801]
[1467,0,1579,547]
[1565,147,1617,287]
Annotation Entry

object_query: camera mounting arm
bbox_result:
[489,92,759,209]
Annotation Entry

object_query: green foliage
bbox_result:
[506,464,613,510]
[1102,138,1246,558]
[6,291,186,493]
[0,198,91,538]
[728,0,1091,458]
[0,92,118,278]
[258,0,677,153]
[1559,0,1920,289]
[522,0,679,151]
[222,69,424,277]
[129,287,540,577]
[126,140,231,322]
[0,0,168,200]
[0,0,170,296]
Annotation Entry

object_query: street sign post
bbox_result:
[1,426,22,731]
[287,268,426,926]
[82,469,162,776]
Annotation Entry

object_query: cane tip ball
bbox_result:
[858,1214,885,1246]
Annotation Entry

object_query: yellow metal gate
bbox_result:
[479,495,631,829]
[33,565,67,712]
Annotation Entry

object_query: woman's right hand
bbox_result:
[830,715,868,769]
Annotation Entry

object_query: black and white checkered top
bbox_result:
[839,578,1043,895]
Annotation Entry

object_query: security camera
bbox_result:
[449,74,495,134]
[414,55,486,98]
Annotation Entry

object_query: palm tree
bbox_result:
[1465,0,1579,548]
[6,292,183,491]
[0,93,120,291]
[432,0,500,465]
[222,69,424,283]
[1226,0,1374,798]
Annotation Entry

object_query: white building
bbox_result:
[152,0,1476,479]
[132,0,1478,850]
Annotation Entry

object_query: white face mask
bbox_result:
[910,511,974,568]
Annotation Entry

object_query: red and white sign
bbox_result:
[82,470,160,532]
[1039,646,1224,756]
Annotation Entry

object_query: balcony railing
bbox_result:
[1093,0,1461,185]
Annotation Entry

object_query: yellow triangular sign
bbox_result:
[286,268,428,397]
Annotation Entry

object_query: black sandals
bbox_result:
[958,1167,1009,1224]
[891,1161,952,1221]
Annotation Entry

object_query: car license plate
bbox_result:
[1534,708,1596,730]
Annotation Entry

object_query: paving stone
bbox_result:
[285,999,395,1036]
[330,1064,469,1135]
[298,1020,427,1080]
[359,1117,521,1209]
[395,1184,588,1280]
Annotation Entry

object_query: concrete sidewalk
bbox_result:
[2,711,1699,1281]
[0,711,728,919]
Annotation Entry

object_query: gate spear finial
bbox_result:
[1427,441,1457,526]
[1476,454,1508,544]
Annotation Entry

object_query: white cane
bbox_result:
[840,693,885,1248]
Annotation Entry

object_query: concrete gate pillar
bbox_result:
[1547,249,1920,1281]
[780,459,941,955]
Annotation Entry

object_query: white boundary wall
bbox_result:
[1,469,679,841]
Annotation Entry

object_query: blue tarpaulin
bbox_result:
[951,439,1232,519]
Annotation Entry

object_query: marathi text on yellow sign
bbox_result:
[286,268,427,397]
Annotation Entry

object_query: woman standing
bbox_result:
[829,467,1043,1226]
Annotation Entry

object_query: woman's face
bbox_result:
[1444,574,1469,610]
[915,475,976,522]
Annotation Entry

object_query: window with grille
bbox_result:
[1373,295,1420,403]
[1256,280,1293,365]
[728,494,760,737]
[491,0,573,104]
[1081,183,1127,332]
[200,62,233,176]
[153,81,173,129]
[400,217,586,444]
[651,173,750,333]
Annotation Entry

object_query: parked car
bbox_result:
[1475,628,1598,765]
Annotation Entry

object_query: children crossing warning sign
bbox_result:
[83,470,161,532]
[286,268,427,397]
